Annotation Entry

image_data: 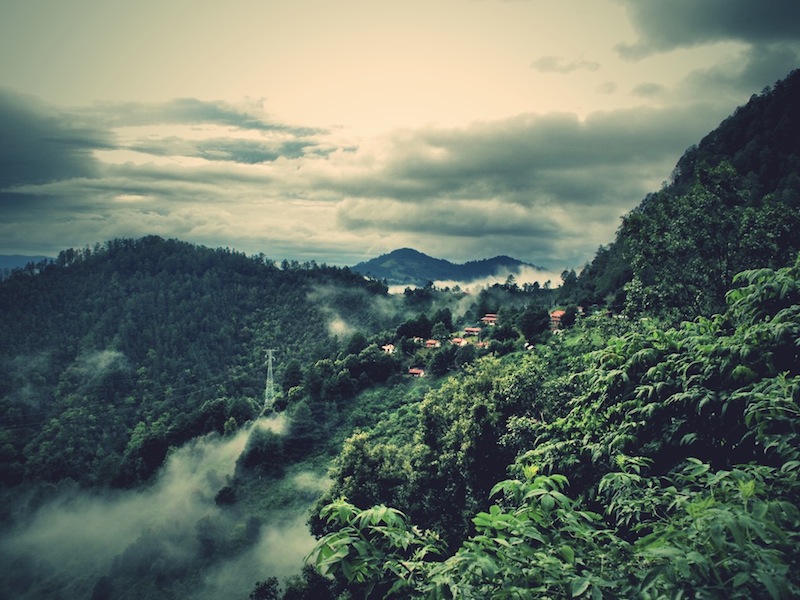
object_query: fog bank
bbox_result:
[0,414,316,599]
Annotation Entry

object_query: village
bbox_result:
[385,309,580,378]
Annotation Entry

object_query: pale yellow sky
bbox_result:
[0,0,740,131]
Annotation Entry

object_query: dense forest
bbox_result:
[0,70,799,599]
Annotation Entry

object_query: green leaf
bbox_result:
[570,577,591,597]
[755,571,782,600]
[732,572,750,588]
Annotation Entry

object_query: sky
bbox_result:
[1,0,798,270]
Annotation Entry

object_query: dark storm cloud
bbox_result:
[0,89,111,189]
[680,44,800,100]
[616,0,800,59]
[337,198,561,238]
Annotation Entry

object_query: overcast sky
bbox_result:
[1,0,798,269]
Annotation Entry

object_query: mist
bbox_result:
[386,266,561,295]
[0,414,318,600]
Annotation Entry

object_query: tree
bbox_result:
[344,332,368,356]
[238,427,284,476]
[250,577,280,600]
[560,304,578,328]
[282,359,304,393]
[431,322,450,342]
[517,305,550,342]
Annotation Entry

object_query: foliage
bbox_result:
[309,256,800,598]
[575,69,800,315]
[619,161,800,319]
[0,236,395,487]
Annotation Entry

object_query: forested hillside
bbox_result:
[0,236,396,487]
[312,256,800,599]
[574,69,800,318]
[0,234,560,599]
[351,248,546,287]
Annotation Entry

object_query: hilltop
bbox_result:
[351,247,547,287]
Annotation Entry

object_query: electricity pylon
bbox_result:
[261,349,276,415]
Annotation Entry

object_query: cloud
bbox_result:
[0,89,110,189]
[530,55,600,74]
[0,82,767,267]
[632,82,665,98]
[127,136,325,164]
[430,265,562,292]
[84,97,322,135]
[596,81,618,95]
[615,0,800,59]
[0,415,316,600]
[678,44,800,100]
[315,103,725,265]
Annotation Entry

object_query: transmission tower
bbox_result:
[262,349,277,414]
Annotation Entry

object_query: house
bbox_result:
[451,337,468,347]
[481,313,498,325]
[464,327,481,336]
[425,339,441,349]
[381,344,395,354]
[408,367,425,377]
[550,309,566,329]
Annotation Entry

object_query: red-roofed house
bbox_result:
[481,313,498,325]
[550,310,566,329]
[408,367,426,377]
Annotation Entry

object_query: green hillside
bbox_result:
[572,69,800,319]
[0,236,395,487]
[307,71,800,598]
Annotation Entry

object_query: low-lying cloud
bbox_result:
[0,415,316,600]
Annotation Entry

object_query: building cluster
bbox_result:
[395,308,586,377]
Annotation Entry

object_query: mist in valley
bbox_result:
[0,415,322,600]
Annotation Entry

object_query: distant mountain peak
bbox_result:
[351,248,546,287]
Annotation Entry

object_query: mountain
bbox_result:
[572,69,800,317]
[0,254,52,274]
[351,247,546,287]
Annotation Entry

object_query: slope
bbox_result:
[574,68,800,318]
[0,236,395,487]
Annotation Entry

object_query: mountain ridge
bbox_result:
[351,247,547,286]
